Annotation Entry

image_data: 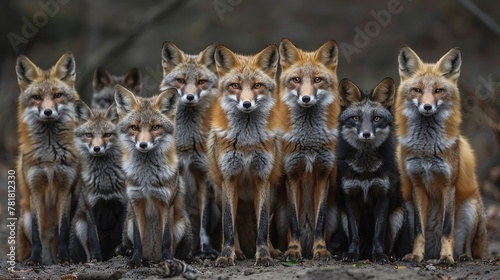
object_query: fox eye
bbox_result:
[353,116,360,121]
[32,95,42,101]
[253,83,262,89]
[198,79,207,85]
[103,133,112,138]
[313,77,322,83]
[413,88,422,93]
[151,125,161,131]
[84,133,93,138]
[230,83,240,90]
[373,116,381,122]
[435,88,443,94]
[54,93,63,99]
[176,78,186,84]
[130,125,139,131]
[291,77,301,83]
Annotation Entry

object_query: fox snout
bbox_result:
[358,119,374,141]
[237,89,256,112]
[418,102,437,115]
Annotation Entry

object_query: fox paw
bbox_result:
[215,256,235,267]
[283,249,303,261]
[402,253,423,263]
[196,248,219,260]
[342,252,359,263]
[255,256,274,266]
[372,252,389,264]
[458,254,473,262]
[313,249,332,261]
[270,248,283,259]
[25,257,42,266]
[235,249,246,260]
[126,258,143,269]
[438,255,454,264]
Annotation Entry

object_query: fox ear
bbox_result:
[155,88,178,119]
[398,45,423,80]
[279,38,300,69]
[122,67,142,93]
[338,78,362,107]
[161,42,185,75]
[371,77,395,108]
[198,43,218,73]
[114,85,138,116]
[436,48,461,82]
[215,45,239,77]
[53,51,76,87]
[255,44,279,78]
[74,100,93,125]
[93,66,113,92]
[315,40,338,71]
[16,55,41,91]
[105,104,119,124]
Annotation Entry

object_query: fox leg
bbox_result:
[127,199,146,268]
[88,205,102,262]
[233,224,245,260]
[198,177,217,258]
[18,210,32,262]
[372,194,390,263]
[343,195,360,262]
[215,178,238,267]
[284,178,303,261]
[403,183,428,263]
[312,176,332,260]
[439,183,455,264]
[56,188,72,264]
[254,181,273,266]
[25,190,43,266]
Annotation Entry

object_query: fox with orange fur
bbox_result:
[275,39,340,260]
[396,46,487,263]
[207,44,283,267]
[16,52,80,265]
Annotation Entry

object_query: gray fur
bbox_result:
[342,177,390,202]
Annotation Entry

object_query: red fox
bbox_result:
[276,39,340,260]
[16,52,80,265]
[114,85,193,268]
[396,46,487,263]
[207,44,283,267]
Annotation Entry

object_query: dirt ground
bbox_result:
[1,241,499,280]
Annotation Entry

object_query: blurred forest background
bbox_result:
[0,0,499,254]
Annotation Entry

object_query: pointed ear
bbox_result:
[436,48,461,82]
[74,100,93,125]
[155,88,178,119]
[214,45,237,77]
[314,40,338,71]
[398,45,423,80]
[93,66,113,92]
[371,77,395,108]
[114,85,138,116]
[197,43,218,73]
[161,41,185,75]
[16,55,41,91]
[279,38,300,69]
[338,78,363,107]
[105,104,119,124]
[254,44,279,78]
[53,51,76,87]
[122,67,142,93]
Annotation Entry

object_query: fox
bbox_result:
[160,42,220,259]
[335,77,411,263]
[16,52,80,265]
[92,66,142,110]
[69,100,127,263]
[114,85,193,268]
[396,46,487,263]
[276,38,340,260]
[207,44,283,267]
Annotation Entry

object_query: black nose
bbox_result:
[44,109,53,116]
[139,142,148,149]
[302,96,311,103]
[242,101,252,109]
[186,94,195,101]
[423,104,433,111]
[93,146,101,152]
[362,132,371,139]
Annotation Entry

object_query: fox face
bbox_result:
[338,78,395,149]
[92,66,142,110]
[397,46,461,118]
[115,85,178,153]
[279,39,338,108]
[160,42,218,106]
[74,100,119,157]
[16,52,78,124]
[214,44,279,114]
